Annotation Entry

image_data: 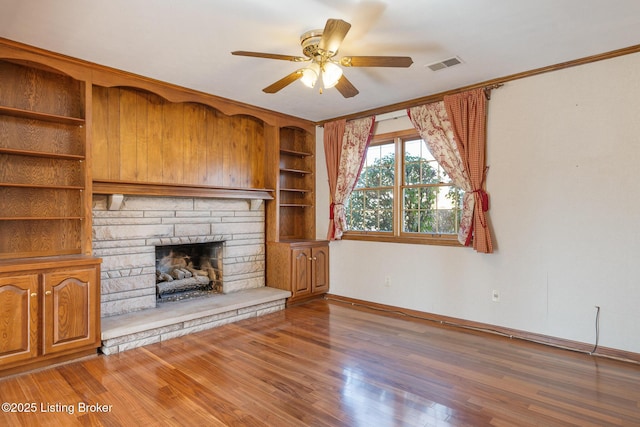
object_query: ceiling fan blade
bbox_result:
[318,19,351,55]
[341,56,414,67]
[334,75,359,98]
[232,51,306,62]
[262,70,304,94]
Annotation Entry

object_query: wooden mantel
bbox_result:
[93,180,273,200]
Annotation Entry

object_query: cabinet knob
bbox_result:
[30,292,37,297]
[313,257,317,261]
[45,290,52,296]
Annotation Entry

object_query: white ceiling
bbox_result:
[1,0,640,122]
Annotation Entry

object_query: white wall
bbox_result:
[316,52,640,354]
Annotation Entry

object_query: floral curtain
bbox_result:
[324,116,375,240]
[407,102,475,246]
[407,88,493,253]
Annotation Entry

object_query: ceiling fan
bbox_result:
[231,18,413,98]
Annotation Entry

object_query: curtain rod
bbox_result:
[317,81,505,127]
[483,83,504,100]
[318,82,504,127]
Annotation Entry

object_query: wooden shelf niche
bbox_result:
[0,58,89,259]
[277,127,316,240]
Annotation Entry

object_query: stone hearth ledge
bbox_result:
[100,287,290,355]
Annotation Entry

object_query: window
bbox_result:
[345,129,463,245]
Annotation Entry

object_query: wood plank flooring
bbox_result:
[1,299,640,426]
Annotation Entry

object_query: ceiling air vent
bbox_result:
[426,56,463,71]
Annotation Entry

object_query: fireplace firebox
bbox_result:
[155,242,223,302]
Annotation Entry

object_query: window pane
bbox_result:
[403,187,437,233]
[346,189,394,232]
[346,191,364,230]
[404,210,419,233]
[402,186,463,235]
[441,185,463,234]
[357,143,395,188]
[404,188,418,209]
[346,143,394,233]
[420,210,437,233]
[380,163,394,186]
[380,188,393,209]
[363,210,377,230]
[405,139,440,185]
[380,206,393,232]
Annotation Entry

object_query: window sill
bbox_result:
[341,232,463,247]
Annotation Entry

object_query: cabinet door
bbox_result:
[42,268,98,355]
[0,275,39,366]
[311,245,329,294]
[291,247,311,297]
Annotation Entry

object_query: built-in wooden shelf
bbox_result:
[0,182,84,190]
[0,216,84,221]
[0,105,85,126]
[280,168,312,175]
[274,127,316,241]
[280,148,312,158]
[0,57,89,264]
[0,147,85,160]
[281,188,311,193]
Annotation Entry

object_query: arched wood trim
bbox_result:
[0,37,315,130]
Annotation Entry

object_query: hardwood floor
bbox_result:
[1,299,640,426]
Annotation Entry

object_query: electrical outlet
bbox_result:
[384,276,391,287]
[492,289,500,302]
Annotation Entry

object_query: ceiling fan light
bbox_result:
[322,62,343,89]
[300,63,320,88]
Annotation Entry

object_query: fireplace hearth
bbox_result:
[155,242,223,302]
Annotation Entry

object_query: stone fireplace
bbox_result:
[92,195,267,316]
[92,194,290,354]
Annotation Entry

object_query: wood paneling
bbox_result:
[92,86,267,190]
[1,300,639,426]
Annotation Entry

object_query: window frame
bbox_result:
[343,129,462,247]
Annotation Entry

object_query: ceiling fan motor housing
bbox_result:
[301,29,328,58]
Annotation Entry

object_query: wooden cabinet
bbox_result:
[267,240,329,305]
[43,267,99,355]
[0,58,91,259]
[0,257,101,376]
